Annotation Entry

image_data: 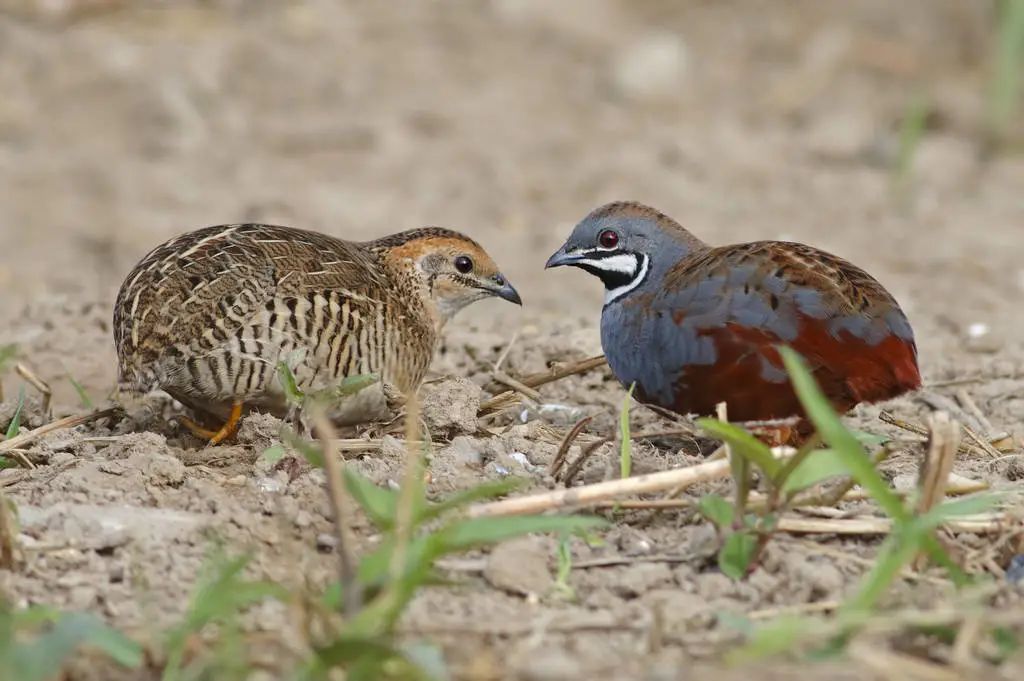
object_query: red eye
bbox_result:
[598,229,619,249]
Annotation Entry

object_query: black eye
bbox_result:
[454,255,473,273]
[598,229,619,249]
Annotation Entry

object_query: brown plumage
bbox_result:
[114,223,520,440]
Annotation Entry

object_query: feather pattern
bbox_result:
[552,201,921,425]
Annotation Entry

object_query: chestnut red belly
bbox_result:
[634,316,921,422]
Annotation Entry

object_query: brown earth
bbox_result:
[1,1,1023,679]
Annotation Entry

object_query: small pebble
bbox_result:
[316,533,338,553]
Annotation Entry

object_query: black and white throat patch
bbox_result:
[575,251,650,306]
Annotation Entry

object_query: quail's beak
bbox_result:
[544,245,585,269]
[489,274,522,305]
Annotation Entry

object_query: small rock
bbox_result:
[442,436,485,467]
[484,536,552,596]
[379,435,407,460]
[316,533,338,553]
[611,32,689,101]
[294,510,313,528]
[685,524,719,562]
[420,378,482,435]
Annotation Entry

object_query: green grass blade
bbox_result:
[418,478,525,522]
[781,449,848,494]
[779,347,906,521]
[67,375,94,410]
[5,388,25,440]
[989,0,1024,140]
[696,418,781,478]
[343,469,398,530]
[0,345,16,373]
[436,515,606,553]
[698,494,734,529]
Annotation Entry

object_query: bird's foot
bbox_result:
[180,401,243,444]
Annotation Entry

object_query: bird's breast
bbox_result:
[600,302,718,408]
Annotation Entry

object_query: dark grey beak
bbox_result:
[545,245,584,269]
[491,274,522,305]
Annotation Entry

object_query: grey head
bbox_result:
[545,201,709,306]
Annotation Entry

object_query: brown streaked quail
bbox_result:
[114,223,521,442]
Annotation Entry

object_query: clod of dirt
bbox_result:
[236,412,284,449]
[611,561,674,598]
[644,588,714,633]
[420,377,482,435]
[685,523,720,563]
[484,536,553,596]
[441,436,485,467]
[784,555,845,600]
[100,431,171,460]
[127,451,185,486]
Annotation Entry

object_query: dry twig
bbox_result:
[468,447,797,517]
[311,410,360,616]
[479,355,607,414]
[15,362,52,415]
[548,415,592,478]
[0,407,121,454]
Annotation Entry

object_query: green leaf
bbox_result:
[5,387,25,440]
[697,418,781,478]
[9,612,142,680]
[418,478,525,523]
[698,494,734,529]
[727,615,819,663]
[840,529,924,616]
[67,374,94,410]
[918,493,1001,526]
[261,444,286,464]
[335,374,380,397]
[781,449,848,494]
[436,515,607,554]
[0,345,16,373]
[718,531,757,580]
[779,347,906,521]
[276,362,305,405]
[851,429,890,448]
[282,430,324,468]
[344,469,398,530]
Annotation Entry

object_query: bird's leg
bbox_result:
[180,401,243,444]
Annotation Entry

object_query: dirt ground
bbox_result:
[1,1,1023,679]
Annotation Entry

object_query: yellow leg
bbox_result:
[180,401,243,444]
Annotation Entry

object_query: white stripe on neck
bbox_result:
[603,253,649,305]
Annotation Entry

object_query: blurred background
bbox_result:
[0,0,1021,403]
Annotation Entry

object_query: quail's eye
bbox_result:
[598,229,619,249]
[454,255,474,273]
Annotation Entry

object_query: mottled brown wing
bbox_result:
[114,223,385,386]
